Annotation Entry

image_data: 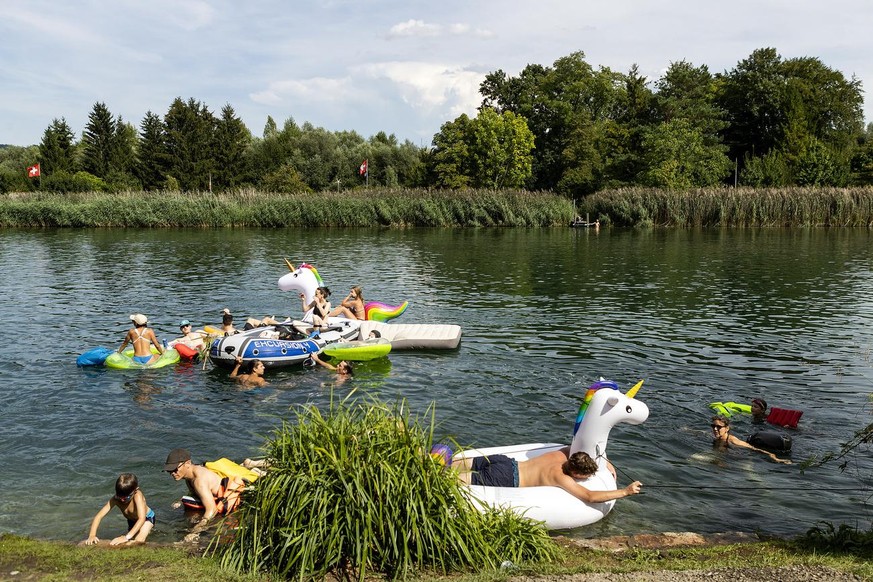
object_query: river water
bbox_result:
[1,227,872,543]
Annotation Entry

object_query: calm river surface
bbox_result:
[1,227,872,543]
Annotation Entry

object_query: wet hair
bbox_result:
[712,415,731,427]
[563,451,598,478]
[247,359,263,374]
[369,330,381,339]
[751,398,767,411]
[115,473,138,497]
[337,361,354,376]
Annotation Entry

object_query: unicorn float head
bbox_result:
[570,379,649,461]
[277,259,408,322]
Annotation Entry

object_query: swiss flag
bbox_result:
[359,159,368,176]
[27,163,40,178]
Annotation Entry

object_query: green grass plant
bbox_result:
[211,395,559,580]
[0,188,572,228]
[581,186,873,227]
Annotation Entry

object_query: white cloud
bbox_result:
[387,19,493,40]
[250,77,353,105]
[388,19,441,38]
[361,61,483,116]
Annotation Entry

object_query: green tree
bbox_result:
[164,97,216,191]
[429,109,534,189]
[38,118,77,176]
[81,102,116,178]
[212,104,252,190]
[641,118,732,189]
[717,47,863,184]
[136,111,169,190]
[430,114,473,189]
[0,145,39,193]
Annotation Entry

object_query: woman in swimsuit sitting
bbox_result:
[329,285,366,320]
[118,313,165,365]
[301,287,332,327]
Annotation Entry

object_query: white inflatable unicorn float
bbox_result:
[277,260,408,323]
[456,379,649,529]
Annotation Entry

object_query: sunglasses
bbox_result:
[115,490,136,503]
[167,462,185,474]
[711,424,726,430]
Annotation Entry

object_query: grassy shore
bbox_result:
[0,188,571,228]
[3,186,873,228]
[2,534,871,581]
[581,186,873,227]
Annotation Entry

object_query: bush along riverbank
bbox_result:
[0,188,572,228]
[3,186,873,228]
[580,186,873,227]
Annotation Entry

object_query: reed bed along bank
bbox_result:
[581,186,873,227]
[0,188,571,228]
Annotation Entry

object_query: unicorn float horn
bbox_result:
[284,258,296,272]
[626,379,644,398]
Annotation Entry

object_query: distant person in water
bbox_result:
[751,398,768,423]
[230,356,268,387]
[310,353,353,377]
[118,314,164,365]
[82,473,155,546]
[711,416,790,464]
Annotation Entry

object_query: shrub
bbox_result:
[212,396,559,580]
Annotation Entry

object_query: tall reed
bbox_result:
[580,186,873,227]
[0,188,572,228]
[212,395,558,580]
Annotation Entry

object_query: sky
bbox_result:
[2,1,873,148]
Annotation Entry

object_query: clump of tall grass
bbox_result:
[0,188,572,228]
[581,186,873,227]
[211,396,559,580]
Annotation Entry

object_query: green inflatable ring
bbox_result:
[105,347,181,369]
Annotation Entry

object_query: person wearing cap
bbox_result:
[171,320,207,350]
[165,448,247,540]
[118,314,164,365]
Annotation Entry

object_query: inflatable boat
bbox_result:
[208,318,361,369]
[458,380,648,529]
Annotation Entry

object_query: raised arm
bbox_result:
[729,435,791,464]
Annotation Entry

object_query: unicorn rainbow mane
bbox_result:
[572,379,620,435]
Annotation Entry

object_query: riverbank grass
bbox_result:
[0,188,572,227]
[3,534,871,581]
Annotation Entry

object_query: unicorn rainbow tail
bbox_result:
[364,300,408,322]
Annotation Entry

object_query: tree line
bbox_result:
[1,47,872,198]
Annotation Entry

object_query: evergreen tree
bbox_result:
[137,111,169,190]
[164,97,216,191]
[38,118,76,175]
[81,102,116,178]
[212,104,251,190]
